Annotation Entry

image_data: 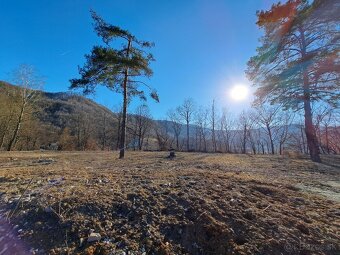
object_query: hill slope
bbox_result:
[0,81,119,150]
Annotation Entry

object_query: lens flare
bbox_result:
[229,84,249,101]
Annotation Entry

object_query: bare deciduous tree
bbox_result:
[177,98,195,151]
[254,105,281,154]
[153,121,171,151]
[219,109,235,153]
[167,109,182,150]
[194,106,209,152]
[210,100,217,152]
[6,65,43,151]
[131,105,152,150]
[277,111,294,155]
[238,111,255,154]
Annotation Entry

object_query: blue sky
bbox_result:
[0,0,278,119]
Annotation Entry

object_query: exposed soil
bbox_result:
[0,151,339,255]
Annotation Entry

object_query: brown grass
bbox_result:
[0,151,339,255]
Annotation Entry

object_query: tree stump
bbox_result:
[168,148,176,159]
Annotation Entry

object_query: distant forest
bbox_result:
[1,80,339,155]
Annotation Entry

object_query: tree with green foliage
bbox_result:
[247,0,339,162]
[70,11,159,158]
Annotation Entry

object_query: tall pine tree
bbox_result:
[247,0,339,162]
[70,11,159,158]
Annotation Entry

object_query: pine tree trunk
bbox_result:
[304,98,321,162]
[299,26,321,163]
[119,39,131,159]
[116,115,121,150]
[119,75,128,158]
[301,56,321,162]
[303,70,321,162]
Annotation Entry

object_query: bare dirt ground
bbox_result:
[0,151,339,255]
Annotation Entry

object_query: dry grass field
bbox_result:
[0,151,339,255]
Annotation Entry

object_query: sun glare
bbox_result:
[229,84,249,101]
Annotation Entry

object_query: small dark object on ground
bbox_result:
[32,158,55,165]
[167,148,176,159]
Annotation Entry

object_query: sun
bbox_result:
[229,84,249,101]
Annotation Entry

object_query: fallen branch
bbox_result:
[263,205,271,211]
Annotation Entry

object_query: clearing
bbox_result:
[0,151,339,255]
